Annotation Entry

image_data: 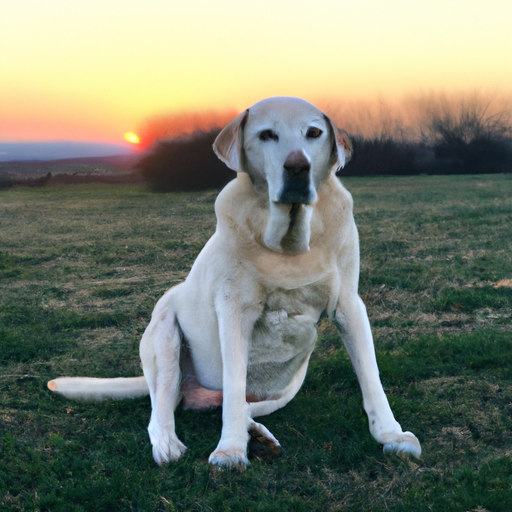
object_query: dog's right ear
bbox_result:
[213,109,249,171]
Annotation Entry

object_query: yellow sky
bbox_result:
[1,0,512,142]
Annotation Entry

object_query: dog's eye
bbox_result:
[306,127,323,139]
[259,129,279,142]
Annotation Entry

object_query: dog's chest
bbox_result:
[245,283,329,396]
[249,283,327,361]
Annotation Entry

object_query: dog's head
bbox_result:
[213,96,352,205]
[213,97,352,253]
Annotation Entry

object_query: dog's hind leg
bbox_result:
[140,288,187,465]
[248,356,309,420]
[246,357,310,450]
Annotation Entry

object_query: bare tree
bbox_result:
[418,92,512,173]
[419,92,511,144]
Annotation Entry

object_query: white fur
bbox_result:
[48,96,421,468]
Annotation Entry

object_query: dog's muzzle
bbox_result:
[278,150,314,204]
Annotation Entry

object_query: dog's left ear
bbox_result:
[323,115,353,171]
[213,109,249,172]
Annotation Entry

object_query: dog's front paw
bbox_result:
[381,431,421,458]
[147,423,187,465]
[209,447,250,470]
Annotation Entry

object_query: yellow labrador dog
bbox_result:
[48,97,421,469]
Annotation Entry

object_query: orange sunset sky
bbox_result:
[1,0,512,144]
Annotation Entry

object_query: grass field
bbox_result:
[1,174,512,511]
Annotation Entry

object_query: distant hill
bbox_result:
[0,152,145,188]
[0,141,137,162]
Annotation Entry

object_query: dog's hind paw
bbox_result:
[382,431,421,458]
[248,421,283,460]
[151,436,187,466]
[248,421,280,446]
[152,439,187,466]
[148,426,187,465]
[208,448,250,470]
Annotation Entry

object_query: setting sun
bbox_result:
[124,132,140,144]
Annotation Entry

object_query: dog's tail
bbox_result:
[47,376,149,401]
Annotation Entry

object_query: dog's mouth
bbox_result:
[277,182,315,205]
[277,172,317,206]
[279,203,306,252]
[287,203,302,221]
[263,201,313,254]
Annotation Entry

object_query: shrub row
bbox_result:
[138,130,512,191]
[338,136,512,177]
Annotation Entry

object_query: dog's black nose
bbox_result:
[283,151,311,179]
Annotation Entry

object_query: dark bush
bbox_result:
[138,129,234,192]
[434,136,512,174]
[339,135,512,177]
[338,137,421,176]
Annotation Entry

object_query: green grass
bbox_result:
[431,286,512,313]
[1,175,512,511]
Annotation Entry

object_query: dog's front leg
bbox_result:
[208,292,258,470]
[335,293,421,458]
